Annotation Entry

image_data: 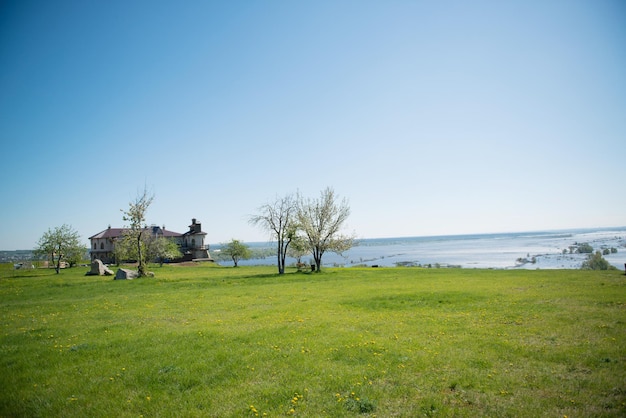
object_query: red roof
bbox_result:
[89,227,182,240]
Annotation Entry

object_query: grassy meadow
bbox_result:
[1,263,624,417]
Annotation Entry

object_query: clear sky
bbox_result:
[1,0,625,250]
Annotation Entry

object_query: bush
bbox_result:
[576,243,594,254]
[581,251,616,270]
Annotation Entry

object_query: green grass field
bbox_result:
[1,263,624,417]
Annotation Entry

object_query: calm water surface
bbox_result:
[215,227,626,269]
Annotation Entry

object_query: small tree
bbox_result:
[34,224,86,273]
[287,235,309,266]
[64,245,87,267]
[148,237,182,266]
[249,193,298,274]
[121,187,154,277]
[112,234,134,266]
[221,239,251,267]
[581,251,616,270]
[576,243,594,254]
[297,187,355,272]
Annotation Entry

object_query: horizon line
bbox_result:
[3,225,626,252]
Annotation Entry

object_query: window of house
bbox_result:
[100,242,104,250]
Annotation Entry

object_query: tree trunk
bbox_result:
[277,240,284,274]
[137,233,145,276]
[54,245,61,274]
[313,248,323,272]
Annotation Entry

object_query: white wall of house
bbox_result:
[91,238,115,253]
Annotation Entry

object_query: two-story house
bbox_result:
[89,218,212,264]
[180,218,212,261]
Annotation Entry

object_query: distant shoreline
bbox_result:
[211,226,626,248]
[214,226,626,270]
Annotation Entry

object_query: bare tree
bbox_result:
[121,187,154,277]
[297,187,355,272]
[249,193,297,274]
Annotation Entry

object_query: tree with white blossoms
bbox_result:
[121,187,154,277]
[287,234,309,266]
[35,224,86,273]
[297,187,355,272]
[148,237,182,267]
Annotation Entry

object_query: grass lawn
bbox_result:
[1,263,624,417]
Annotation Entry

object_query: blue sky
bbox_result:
[1,0,625,250]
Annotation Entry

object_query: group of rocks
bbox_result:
[85,259,141,280]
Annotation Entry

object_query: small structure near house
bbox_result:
[86,259,114,276]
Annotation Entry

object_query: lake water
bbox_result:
[214,227,626,270]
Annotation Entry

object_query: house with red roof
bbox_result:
[89,218,212,264]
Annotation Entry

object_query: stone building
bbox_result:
[88,218,212,264]
[180,218,212,261]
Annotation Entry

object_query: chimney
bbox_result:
[190,218,201,233]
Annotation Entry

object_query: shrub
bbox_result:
[576,243,594,254]
[581,251,616,270]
